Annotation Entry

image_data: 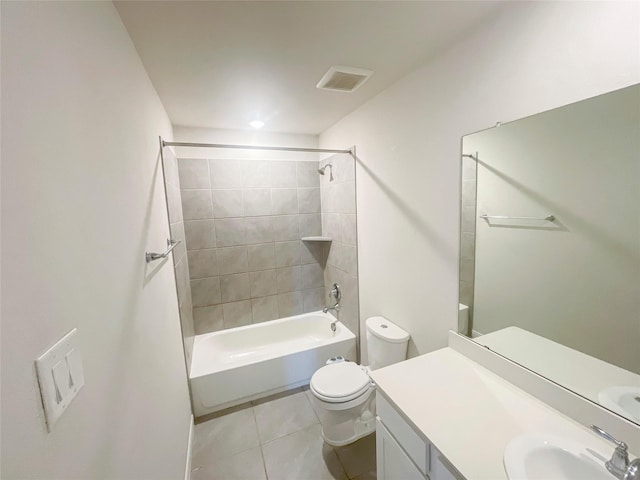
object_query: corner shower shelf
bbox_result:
[301,236,332,242]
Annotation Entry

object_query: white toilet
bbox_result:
[309,316,410,446]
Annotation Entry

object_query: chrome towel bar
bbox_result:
[146,239,180,263]
[480,214,556,222]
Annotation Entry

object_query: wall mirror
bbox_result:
[459,84,640,425]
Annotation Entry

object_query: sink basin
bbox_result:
[599,386,640,422]
[504,433,611,480]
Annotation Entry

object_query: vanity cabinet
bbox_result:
[377,419,425,480]
[376,393,463,480]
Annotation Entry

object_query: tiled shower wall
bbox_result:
[178,159,328,334]
[162,147,195,371]
[459,156,476,334]
[320,154,359,339]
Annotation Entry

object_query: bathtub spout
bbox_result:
[322,303,340,315]
[323,302,340,333]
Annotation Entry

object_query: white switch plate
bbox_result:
[35,328,84,432]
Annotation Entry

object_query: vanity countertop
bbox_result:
[370,347,629,480]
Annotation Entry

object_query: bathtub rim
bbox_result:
[189,310,355,379]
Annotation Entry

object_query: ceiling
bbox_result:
[116,1,505,135]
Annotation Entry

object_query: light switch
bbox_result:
[65,348,84,391]
[51,360,71,403]
[35,329,84,432]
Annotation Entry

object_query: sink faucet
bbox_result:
[590,425,640,480]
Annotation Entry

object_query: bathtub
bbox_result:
[190,311,356,417]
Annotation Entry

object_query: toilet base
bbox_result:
[320,414,375,446]
[312,391,376,446]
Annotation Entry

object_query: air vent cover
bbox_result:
[316,65,373,92]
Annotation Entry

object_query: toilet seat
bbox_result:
[310,362,372,403]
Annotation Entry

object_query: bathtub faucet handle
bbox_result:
[329,283,341,302]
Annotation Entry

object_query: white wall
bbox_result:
[319,1,640,361]
[1,2,192,479]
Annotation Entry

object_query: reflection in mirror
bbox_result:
[459,84,640,425]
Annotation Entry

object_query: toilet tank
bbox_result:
[366,316,410,370]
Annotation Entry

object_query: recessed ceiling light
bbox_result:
[250,120,264,129]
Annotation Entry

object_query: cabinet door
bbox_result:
[377,419,427,480]
[432,450,464,480]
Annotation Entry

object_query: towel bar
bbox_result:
[146,239,180,263]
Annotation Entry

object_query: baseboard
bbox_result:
[184,414,194,480]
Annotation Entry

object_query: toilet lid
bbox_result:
[310,362,371,402]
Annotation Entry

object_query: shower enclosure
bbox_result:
[160,140,360,414]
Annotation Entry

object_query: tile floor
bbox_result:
[191,387,376,480]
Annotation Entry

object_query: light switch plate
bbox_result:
[35,328,84,432]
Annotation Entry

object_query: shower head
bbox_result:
[318,163,332,175]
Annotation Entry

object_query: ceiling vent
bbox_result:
[316,65,374,92]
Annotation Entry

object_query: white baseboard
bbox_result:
[184,414,194,480]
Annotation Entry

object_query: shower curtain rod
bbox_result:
[161,139,355,157]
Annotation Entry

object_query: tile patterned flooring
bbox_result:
[191,387,376,480]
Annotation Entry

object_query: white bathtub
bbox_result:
[190,311,356,416]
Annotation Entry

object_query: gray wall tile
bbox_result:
[341,214,357,245]
[217,246,249,275]
[251,296,279,323]
[215,218,247,247]
[223,300,253,328]
[272,215,299,241]
[166,185,183,223]
[191,277,221,307]
[175,255,190,305]
[193,305,224,334]
[298,188,321,213]
[322,213,341,240]
[184,220,216,250]
[247,243,276,271]
[181,190,213,220]
[243,161,271,188]
[210,159,243,188]
[275,241,301,267]
[298,214,322,237]
[271,189,298,215]
[250,270,278,298]
[178,159,210,189]
[277,291,303,318]
[175,158,361,336]
[301,263,324,289]
[188,249,219,279]
[220,273,251,302]
[213,189,244,218]
[243,189,272,216]
[170,221,187,264]
[276,266,301,294]
[302,288,325,313]
[246,217,274,244]
[271,162,297,187]
[296,161,319,187]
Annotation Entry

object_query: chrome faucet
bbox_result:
[323,283,341,332]
[590,425,640,480]
[322,303,340,315]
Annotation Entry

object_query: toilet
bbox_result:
[309,316,410,446]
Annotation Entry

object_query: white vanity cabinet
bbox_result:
[376,393,464,480]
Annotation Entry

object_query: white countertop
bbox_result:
[370,347,630,480]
